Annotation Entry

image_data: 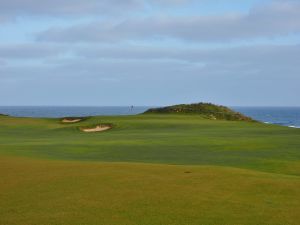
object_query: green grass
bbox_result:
[0,114,300,224]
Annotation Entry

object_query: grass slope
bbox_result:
[0,114,300,224]
[144,103,254,121]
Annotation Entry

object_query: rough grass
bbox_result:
[144,103,254,121]
[0,114,300,224]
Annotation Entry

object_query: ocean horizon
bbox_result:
[0,106,299,128]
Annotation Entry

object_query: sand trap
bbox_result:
[82,125,112,133]
[62,118,82,123]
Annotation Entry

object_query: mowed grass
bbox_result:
[0,114,300,224]
[1,114,300,175]
[1,156,300,225]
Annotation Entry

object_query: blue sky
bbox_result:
[0,0,299,106]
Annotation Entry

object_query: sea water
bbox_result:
[0,106,149,118]
[233,107,300,128]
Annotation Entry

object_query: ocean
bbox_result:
[0,106,149,118]
[232,107,300,128]
[0,106,299,128]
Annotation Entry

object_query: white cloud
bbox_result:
[0,44,65,59]
[36,0,300,43]
[0,59,6,66]
[1,0,300,106]
[1,43,299,106]
[0,0,143,16]
[0,0,193,18]
[1,42,299,79]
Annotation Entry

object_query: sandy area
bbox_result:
[62,118,82,123]
[82,125,111,133]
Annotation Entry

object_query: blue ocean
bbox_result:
[232,107,300,128]
[0,106,299,128]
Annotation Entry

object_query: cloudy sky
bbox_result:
[0,0,299,106]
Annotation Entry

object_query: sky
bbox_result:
[0,0,299,106]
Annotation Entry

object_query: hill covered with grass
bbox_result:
[144,103,254,121]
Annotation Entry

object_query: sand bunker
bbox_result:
[62,118,83,123]
[82,125,112,133]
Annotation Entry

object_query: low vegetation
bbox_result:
[144,103,254,121]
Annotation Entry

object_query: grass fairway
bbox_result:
[0,114,300,224]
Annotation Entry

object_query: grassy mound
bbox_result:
[144,103,254,121]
